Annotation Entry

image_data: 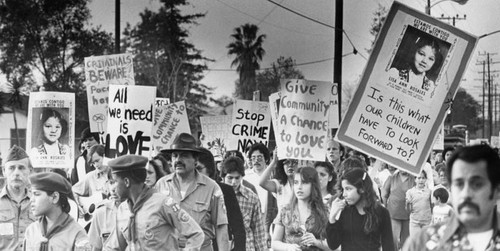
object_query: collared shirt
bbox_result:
[0,186,35,251]
[403,211,500,251]
[23,214,88,250]
[104,192,204,251]
[243,170,268,214]
[234,185,266,251]
[73,169,109,197]
[88,200,117,249]
[156,171,228,251]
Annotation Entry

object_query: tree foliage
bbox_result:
[122,0,213,133]
[367,4,388,53]
[227,23,266,100]
[0,0,114,121]
[255,56,304,101]
[446,87,482,134]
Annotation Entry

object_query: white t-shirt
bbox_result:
[244,170,268,214]
[271,179,293,209]
[466,229,493,251]
[431,204,453,224]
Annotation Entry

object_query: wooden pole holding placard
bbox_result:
[115,0,120,53]
[334,0,343,123]
[253,90,261,101]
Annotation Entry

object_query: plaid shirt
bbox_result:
[234,184,266,251]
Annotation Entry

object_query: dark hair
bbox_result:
[39,108,68,143]
[153,154,171,175]
[87,144,105,164]
[340,156,367,175]
[197,147,216,179]
[419,170,428,179]
[114,169,147,184]
[80,127,100,143]
[247,143,270,163]
[433,187,449,203]
[273,159,289,185]
[442,147,455,161]
[339,168,380,234]
[223,150,244,161]
[148,159,167,183]
[410,36,443,80]
[47,191,71,214]
[314,161,337,195]
[292,167,328,239]
[446,144,500,191]
[221,156,245,177]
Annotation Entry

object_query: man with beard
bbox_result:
[156,133,229,251]
[0,146,35,251]
[403,144,500,251]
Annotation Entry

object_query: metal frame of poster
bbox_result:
[27,92,75,169]
[336,2,477,175]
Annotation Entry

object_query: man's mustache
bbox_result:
[174,161,185,166]
[458,200,481,215]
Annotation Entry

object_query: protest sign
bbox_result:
[276,79,335,161]
[336,2,477,175]
[105,85,155,158]
[228,100,271,154]
[155,98,170,107]
[27,92,75,169]
[200,115,232,158]
[490,136,500,148]
[151,101,191,153]
[328,83,340,130]
[432,125,444,150]
[85,53,135,133]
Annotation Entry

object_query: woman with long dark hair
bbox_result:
[272,167,331,251]
[327,168,394,251]
[259,149,298,208]
[30,108,70,156]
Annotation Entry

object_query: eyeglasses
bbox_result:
[284,159,298,166]
[250,155,264,161]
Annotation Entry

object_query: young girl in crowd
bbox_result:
[313,161,337,206]
[327,168,394,251]
[272,167,331,251]
[405,170,432,236]
[260,149,298,208]
[431,187,454,224]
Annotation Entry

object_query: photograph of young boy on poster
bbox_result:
[30,108,71,158]
[387,25,451,102]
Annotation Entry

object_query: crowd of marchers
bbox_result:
[1,127,499,251]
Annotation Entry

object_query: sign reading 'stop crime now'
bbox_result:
[228,100,271,153]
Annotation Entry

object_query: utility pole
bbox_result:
[476,52,499,139]
[438,14,466,26]
[115,0,120,53]
[334,0,343,125]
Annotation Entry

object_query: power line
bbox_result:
[265,0,367,60]
[206,52,354,72]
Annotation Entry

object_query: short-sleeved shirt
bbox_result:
[104,191,204,251]
[0,187,35,251]
[431,204,453,225]
[23,215,88,250]
[406,187,432,224]
[234,184,266,251]
[244,170,268,214]
[72,169,109,197]
[272,179,294,209]
[156,171,228,251]
[273,204,324,251]
[88,200,117,249]
[382,172,415,220]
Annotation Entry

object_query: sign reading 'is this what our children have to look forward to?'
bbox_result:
[105,85,156,158]
[336,2,477,175]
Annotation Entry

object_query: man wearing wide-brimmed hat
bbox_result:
[0,145,35,251]
[156,133,229,251]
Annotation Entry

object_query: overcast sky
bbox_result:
[88,0,500,102]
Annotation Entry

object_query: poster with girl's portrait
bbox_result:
[27,92,75,169]
[336,2,477,175]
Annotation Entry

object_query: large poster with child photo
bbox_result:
[336,2,477,175]
[27,92,75,169]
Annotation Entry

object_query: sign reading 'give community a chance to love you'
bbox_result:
[336,2,477,175]
[276,79,335,161]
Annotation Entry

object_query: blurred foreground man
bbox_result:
[404,145,500,250]
[0,146,35,251]
[104,155,204,250]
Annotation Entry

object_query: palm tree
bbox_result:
[227,23,266,100]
